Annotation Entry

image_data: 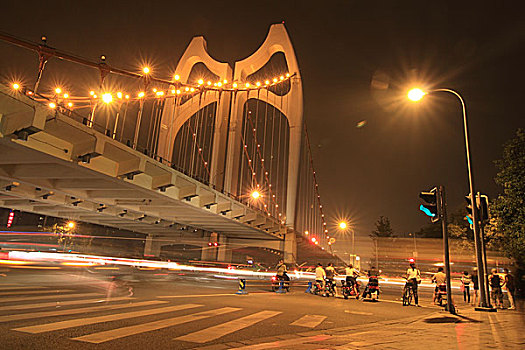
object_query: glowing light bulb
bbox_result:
[152,88,157,93]
[171,89,176,94]
[408,88,426,102]
[67,102,73,107]
[102,93,113,104]
[338,222,347,229]
[49,102,56,109]
[142,67,150,74]
[12,83,20,90]
[286,73,290,77]
[245,82,250,88]
[256,82,261,87]
[232,82,238,88]
[217,82,222,87]
[273,78,278,83]
[174,74,180,81]
[198,79,204,85]
[138,91,145,98]
[67,221,75,229]
[55,87,62,94]
[265,80,270,85]
[223,79,228,84]
[207,81,212,86]
[125,94,130,99]
[89,90,95,96]
[63,93,69,98]
[251,190,261,199]
[117,92,123,99]
[280,75,284,80]
[176,89,181,94]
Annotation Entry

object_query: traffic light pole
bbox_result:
[436,88,488,309]
[439,186,454,314]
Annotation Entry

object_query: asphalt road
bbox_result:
[0,269,462,349]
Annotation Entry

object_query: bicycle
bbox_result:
[402,280,414,306]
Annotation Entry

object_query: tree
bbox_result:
[491,129,525,268]
[370,216,395,238]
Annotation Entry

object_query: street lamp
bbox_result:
[250,190,261,199]
[408,87,489,309]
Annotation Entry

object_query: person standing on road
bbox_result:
[406,259,421,307]
[471,267,479,306]
[461,271,471,304]
[503,268,516,310]
[489,268,504,309]
[315,263,326,293]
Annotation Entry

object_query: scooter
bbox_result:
[342,279,360,299]
[271,273,290,292]
[311,280,324,295]
[361,276,380,301]
[324,279,336,297]
[436,283,447,307]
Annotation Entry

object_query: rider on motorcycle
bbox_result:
[325,263,338,296]
[362,266,379,299]
[315,263,326,294]
[345,263,360,299]
[406,259,421,307]
[432,267,447,305]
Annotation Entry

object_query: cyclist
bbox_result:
[405,259,421,306]
[432,267,447,305]
[345,263,360,298]
[315,263,326,295]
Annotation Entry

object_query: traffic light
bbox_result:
[419,187,440,222]
[466,193,490,224]
[465,194,474,224]
[479,194,489,222]
[6,210,14,228]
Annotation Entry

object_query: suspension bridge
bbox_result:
[0,24,337,265]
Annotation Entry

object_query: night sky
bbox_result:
[1,1,524,243]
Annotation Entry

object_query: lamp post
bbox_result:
[408,88,489,309]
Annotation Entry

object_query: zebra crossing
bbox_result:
[0,284,329,345]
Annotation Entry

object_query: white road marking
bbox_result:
[176,310,282,343]
[344,310,373,316]
[13,303,202,334]
[0,300,166,323]
[0,289,72,296]
[233,334,333,349]
[0,292,101,303]
[0,286,48,291]
[0,296,133,311]
[290,314,327,328]
[73,307,241,344]
[158,292,270,298]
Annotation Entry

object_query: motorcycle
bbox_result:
[361,276,380,301]
[311,280,324,296]
[324,278,336,297]
[341,279,360,299]
[436,283,447,307]
[271,273,290,292]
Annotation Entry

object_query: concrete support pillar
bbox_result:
[217,235,232,262]
[283,230,297,265]
[144,234,162,257]
[209,91,231,191]
[200,233,216,261]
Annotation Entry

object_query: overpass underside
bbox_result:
[0,88,288,258]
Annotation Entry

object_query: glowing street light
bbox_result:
[102,93,113,104]
[55,87,62,94]
[338,221,347,230]
[407,88,426,101]
[142,67,150,74]
[251,190,261,199]
[66,221,75,229]
[12,83,20,90]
